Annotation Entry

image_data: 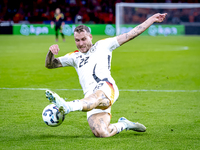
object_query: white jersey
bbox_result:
[58,37,120,95]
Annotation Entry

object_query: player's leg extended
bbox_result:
[45,90,111,114]
[87,112,118,138]
[45,81,117,114]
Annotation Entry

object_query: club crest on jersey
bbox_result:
[90,42,98,53]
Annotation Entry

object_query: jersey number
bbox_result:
[79,57,89,68]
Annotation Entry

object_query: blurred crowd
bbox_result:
[0,0,200,24]
[123,7,200,24]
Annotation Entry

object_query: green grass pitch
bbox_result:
[0,34,200,150]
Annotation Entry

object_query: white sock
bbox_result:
[113,122,127,133]
[65,100,83,112]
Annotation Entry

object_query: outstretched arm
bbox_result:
[45,44,63,69]
[116,13,167,46]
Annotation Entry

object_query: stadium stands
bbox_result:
[0,0,200,24]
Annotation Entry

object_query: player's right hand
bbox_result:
[49,44,60,55]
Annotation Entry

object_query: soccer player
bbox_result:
[51,8,65,42]
[45,13,167,138]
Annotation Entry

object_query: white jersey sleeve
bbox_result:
[58,51,78,67]
[97,37,120,52]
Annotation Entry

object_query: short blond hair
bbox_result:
[74,25,90,33]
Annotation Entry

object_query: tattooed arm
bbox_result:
[116,13,167,46]
[45,44,63,69]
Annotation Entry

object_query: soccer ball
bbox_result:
[42,104,65,127]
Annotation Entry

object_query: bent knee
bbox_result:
[92,129,109,138]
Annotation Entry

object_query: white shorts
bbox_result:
[85,81,119,119]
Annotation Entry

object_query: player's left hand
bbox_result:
[153,13,167,23]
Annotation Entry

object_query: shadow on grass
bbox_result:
[38,131,146,139]
[39,134,93,139]
[2,131,147,142]
[117,132,147,137]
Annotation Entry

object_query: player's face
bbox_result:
[74,30,92,53]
